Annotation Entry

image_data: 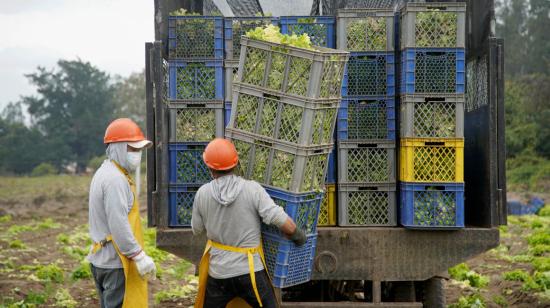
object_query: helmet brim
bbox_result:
[128,140,153,149]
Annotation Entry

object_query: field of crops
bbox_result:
[0,175,548,307]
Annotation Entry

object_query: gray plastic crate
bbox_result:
[400,2,466,49]
[237,37,349,100]
[169,100,224,142]
[338,140,396,184]
[400,94,464,138]
[225,60,239,102]
[224,17,279,60]
[226,128,332,193]
[338,183,397,226]
[337,8,395,52]
[228,83,339,147]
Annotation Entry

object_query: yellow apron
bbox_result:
[91,161,148,308]
[194,240,277,308]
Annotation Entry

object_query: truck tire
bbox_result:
[423,277,445,308]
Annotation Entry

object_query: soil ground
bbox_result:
[0,175,548,307]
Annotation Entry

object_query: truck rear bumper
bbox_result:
[157,227,499,281]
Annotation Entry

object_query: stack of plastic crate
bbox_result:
[223,16,279,126]
[166,15,225,227]
[399,3,466,229]
[335,8,397,227]
[226,36,348,287]
[279,15,338,226]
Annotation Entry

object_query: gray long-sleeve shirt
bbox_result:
[87,160,142,269]
[191,175,289,279]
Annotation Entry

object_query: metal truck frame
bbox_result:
[145,0,505,306]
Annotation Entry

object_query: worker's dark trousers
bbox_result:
[204,270,278,308]
[91,264,125,308]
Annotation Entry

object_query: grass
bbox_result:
[502,269,530,282]
[0,175,91,204]
[154,283,197,304]
[36,264,64,283]
[448,293,486,308]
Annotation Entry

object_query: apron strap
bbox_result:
[91,234,114,254]
[209,240,264,307]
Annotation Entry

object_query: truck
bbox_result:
[145,0,506,306]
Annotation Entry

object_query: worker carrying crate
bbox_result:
[191,138,307,307]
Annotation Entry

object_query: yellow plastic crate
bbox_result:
[318,184,336,226]
[400,138,464,182]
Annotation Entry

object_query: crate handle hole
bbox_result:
[425,142,445,146]
[263,93,281,101]
[425,186,446,191]
[255,140,273,147]
[358,187,378,191]
[424,97,445,103]
[427,6,448,11]
[358,143,377,148]
[426,52,445,56]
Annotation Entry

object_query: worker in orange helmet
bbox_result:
[192,138,307,308]
[87,118,156,308]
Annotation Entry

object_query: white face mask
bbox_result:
[127,151,142,171]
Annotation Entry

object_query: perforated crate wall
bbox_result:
[168,60,223,100]
[169,185,199,227]
[169,101,224,142]
[261,188,323,236]
[226,129,331,193]
[400,2,466,49]
[342,52,395,97]
[224,60,239,102]
[238,37,348,100]
[168,16,223,59]
[400,138,464,183]
[262,232,317,288]
[337,9,395,51]
[400,182,464,229]
[228,84,339,147]
[224,17,279,60]
[337,96,396,141]
[280,16,335,48]
[338,183,396,226]
[400,94,464,138]
[338,141,396,184]
[400,48,465,94]
[169,143,211,185]
[318,184,336,226]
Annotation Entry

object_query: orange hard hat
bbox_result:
[104,118,152,148]
[203,138,239,171]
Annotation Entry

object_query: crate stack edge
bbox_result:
[335,8,397,227]
[398,3,466,230]
[167,15,225,227]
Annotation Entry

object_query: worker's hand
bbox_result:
[132,251,157,280]
[289,227,307,246]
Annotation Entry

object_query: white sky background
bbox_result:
[0,0,154,110]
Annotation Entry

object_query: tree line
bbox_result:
[497,0,550,191]
[0,59,146,175]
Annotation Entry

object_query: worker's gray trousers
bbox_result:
[91,264,125,308]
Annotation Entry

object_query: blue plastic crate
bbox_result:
[224,17,279,60]
[261,187,323,237]
[400,48,465,94]
[280,16,335,48]
[262,232,317,288]
[342,52,395,97]
[326,148,337,183]
[507,199,545,216]
[400,182,464,229]
[169,143,211,185]
[168,16,223,59]
[224,101,232,127]
[168,60,223,100]
[337,96,396,141]
[169,185,200,227]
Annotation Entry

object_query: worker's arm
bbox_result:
[191,189,205,235]
[104,177,142,258]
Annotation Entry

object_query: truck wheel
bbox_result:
[423,277,445,308]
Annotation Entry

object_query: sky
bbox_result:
[0,0,154,110]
